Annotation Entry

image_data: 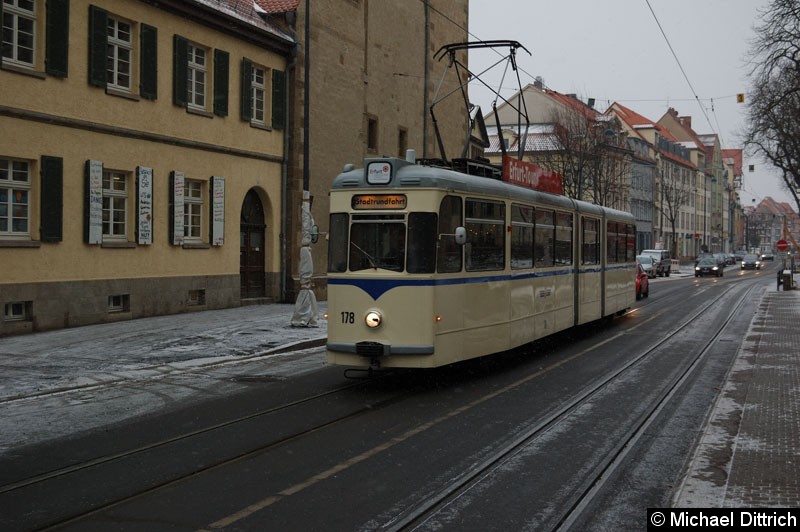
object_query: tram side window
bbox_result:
[534,208,555,267]
[437,195,463,273]
[328,213,349,272]
[582,218,600,265]
[626,223,636,262]
[465,199,505,271]
[606,221,623,263]
[407,213,437,273]
[555,212,573,265]
[511,204,534,269]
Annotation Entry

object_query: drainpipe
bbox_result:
[281,12,300,302]
[422,2,429,158]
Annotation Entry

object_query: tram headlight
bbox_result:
[365,310,382,329]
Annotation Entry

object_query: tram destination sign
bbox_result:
[502,156,563,195]
[352,194,407,210]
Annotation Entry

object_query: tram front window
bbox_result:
[349,222,406,272]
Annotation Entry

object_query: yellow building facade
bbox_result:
[1,0,293,334]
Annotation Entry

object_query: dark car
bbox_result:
[741,254,762,270]
[636,263,650,300]
[695,257,723,277]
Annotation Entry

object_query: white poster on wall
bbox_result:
[137,166,153,245]
[210,176,225,246]
[172,171,185,245]
[87,160,103,245]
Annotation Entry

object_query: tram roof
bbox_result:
[332,157,633,221]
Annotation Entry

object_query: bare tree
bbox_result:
[743,0,800,213]
[539,105,630,208]
[657,166,692,256]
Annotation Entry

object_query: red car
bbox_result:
[636,263,650,300]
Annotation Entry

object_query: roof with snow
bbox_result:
[192,0,295,43]
[255,0,301,13]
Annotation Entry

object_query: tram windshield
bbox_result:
[350,221,405,272]
[327,213,437,273]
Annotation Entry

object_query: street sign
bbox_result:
[776,239,789,251]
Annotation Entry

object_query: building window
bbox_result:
[4,301,30,321]
[184,179,203,240]
[106,15,132,91]
[108,294,129,313]
[1,0,35,67]
[187,42,207,110]
[250,64,269,126]
[102,170,128,240]
[367,115,378,152]
[0,157,31,238]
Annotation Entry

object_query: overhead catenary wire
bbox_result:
[425,0,732,145]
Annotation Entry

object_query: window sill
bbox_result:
[182,242,211,249]
[106,87,141,102]
[0,239,41,248]
[1,63,46,79]
[101,241,137,248]
[250,121,273,132]
[187,106,214,119]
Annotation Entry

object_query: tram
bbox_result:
[325,153,637,369]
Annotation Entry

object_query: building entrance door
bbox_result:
[240,189,266,299]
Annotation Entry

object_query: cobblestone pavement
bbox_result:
[673,288,800,507]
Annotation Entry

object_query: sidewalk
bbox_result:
[0,303,327,402]
[0,303,327,453]
[673,286,800,507]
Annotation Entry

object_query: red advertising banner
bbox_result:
[502,156,563,195]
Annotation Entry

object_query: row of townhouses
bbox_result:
[482,81,800,261]
[1,0,469,335]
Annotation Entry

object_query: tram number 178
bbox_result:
[341,311,355,324]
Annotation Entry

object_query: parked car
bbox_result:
[636,255,657,279]
[713,253,728,267]
[733,250,747,262]
[636,263,650,300]
[639,249,671,277]
[695,257,723,277]
[723,253,736,265]
[741,254,762,270]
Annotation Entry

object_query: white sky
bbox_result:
[467,0,794,207]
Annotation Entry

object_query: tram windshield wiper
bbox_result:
[350,241,379,269]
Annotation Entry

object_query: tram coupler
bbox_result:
[343,360,381,380]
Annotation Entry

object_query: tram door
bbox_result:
[240,189,266,299]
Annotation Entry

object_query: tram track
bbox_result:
[0,375,413,531]
[3,273,765,531]
[376,279,759,531]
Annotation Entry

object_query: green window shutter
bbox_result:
[173,35,188,107]
[40,156,63,243]
[213,49,229,117]
[240,58,252,121]
[140,24,158,100]
[271,69,287,130]
[45,0,69,77]
[87,5,107,87]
